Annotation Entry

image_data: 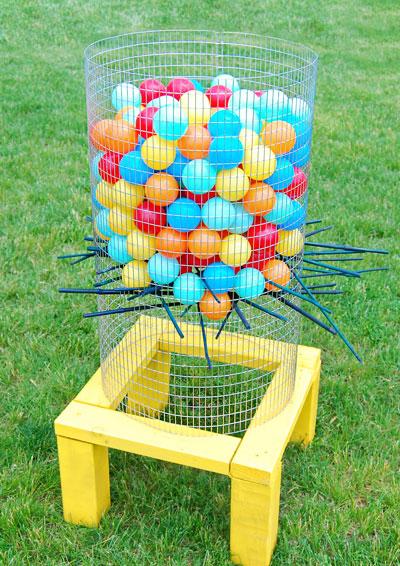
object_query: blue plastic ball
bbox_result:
[95,209,113,238]
[289,97,311,122]
[148,253,180,285]
[111,82,141,110]
[228,89,259,112]
[120,151,154,185]
[203,262,235,294]
[265,192,295,225]
[91,152,104,182]
[257,90,291,121]
[280,200,306,230]
[92,186,105,210]
[147,95,179,110]
[167,197,201,232]
[165,150,190,183]
[208,136,244,171]
[234,267,265,299]
[201,197,236,231]
[287,142,311,167]
[208,109,242,138]
[190,78,204,92]
[265,157,295,191]
[237,108,262,134]
[182,159,217,194]
[120,106,141,125]
[153,105,189,141]
[211,74,240,92]
[107,234,133,264]
[173,273,205,305]
[229,203,254,234]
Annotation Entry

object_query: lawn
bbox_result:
[0,0,399,564]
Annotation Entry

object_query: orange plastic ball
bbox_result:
[243,182,276,216]
[199,291,232,320]
[145,172,180,207]
[261,121,296,155]
[90,119,114,151]
[188,227,221,259]
[177,124,211,160]
[155,227,188,258]
[262,259,291,291]
[90,119,137,154]
[115,106,133,120]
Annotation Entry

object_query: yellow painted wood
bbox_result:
[230,347,320,484]
[55,401,240,475]
[56,435,110,527]
[74,368,115,409]
[126,350,171,417]
[290,357,321,445]
[230,461,282,566]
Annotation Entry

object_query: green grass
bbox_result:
[1,1,399,564]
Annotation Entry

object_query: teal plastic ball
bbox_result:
[228,89,258,112]
[208,136,244,170]
[91,152,104,182]
[229,203,254,234]
[107,234,132,264]
[173,273,205,305]
[96,209,113,238]
[234,267,265,299]
[182,159,217,194]
[211,74,240,93]
[201,197,236,231]
[153,105,189,141]
[203,262,235,294]
[165,150,190,183]
[257,89,291,121]
[265,157,295,191]
[148,253,180,285]
[237,108,262,134]
[147,95,179,110]
[111,82,141,110]
[264,192,295,225]
[208,109,242,138]
[167,197,201,232]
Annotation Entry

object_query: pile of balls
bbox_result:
[90,74,311,320]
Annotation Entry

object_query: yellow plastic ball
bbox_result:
[180,90,211,125]
[215,168,250,202]
[242,144,277,181]
[126,227,156,260]
[276,229,304,257]
[141,135,176,170]
[122,260,151,288]
[239,128,260,151]
[110,179,145,210]
[96,181,114,208]
[109,205,135,235]
[220,234,252,267]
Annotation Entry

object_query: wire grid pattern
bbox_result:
[85,31,318,436]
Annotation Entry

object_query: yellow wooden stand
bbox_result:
[55,315,320,565]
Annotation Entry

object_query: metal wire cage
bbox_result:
[85,30,318,435]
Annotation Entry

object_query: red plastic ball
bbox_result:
[98,151,122,184]
[135,106,158,139]
[282,166,308,200]
[166,77,195,100]
[180,187,216,206]
[205,85,232,108]
[139,79,167,105]
[246,218,278,254]
[134,200,166,235]
[179,252,219,274]
[244,248,275,271]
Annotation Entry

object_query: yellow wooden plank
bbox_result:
[73,368,115,409]
[55,401,240,476]
[230,347,320,484]
[56,435,110,527]
[290,357,321,445]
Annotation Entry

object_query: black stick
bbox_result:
[94,276,122,288]
[305,225,333,238]
[160,296,184,338]
[233,301,251,330]
[305,241,388,254]
[305,219,323,225]
[277,296,336,334]
[240,298,288,321]
[197,305,212,369]
[215,309,233,339]
[96,264,123,276]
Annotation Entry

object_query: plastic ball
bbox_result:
[134,200,166,235]
[289,97,311,121]
[148,253,180,285]
[177,124,211,160]
[181,186,217,206]
[234,267,265,299]
[96,181,114,209]
[201,197,236,231]
[205,85,232,108]
[90,119,114,151]
[179,252,219,274]
[179,90,211,125]
[281,200,306,230]
[211,74,240,93]
[153,105,189,141]
[139,79,167,105]
[215,168,250,202]
[257,89,291,122]
[265,157,295,191]
[283,166,308,199]
[119,150,154,185]
[199,291,232,320]
[228,89,259,112]
[92,186,105,211]
[165,150,190,182]
[263,259,291,292]
[147,95,179,110]
[247,219,279,254]
[208,109,242,138]
[209,137,244,171]
[242,144,276,181]
[99,151,122,184]
[188,227,221,259]
[112,83,141,110]
[135,106,158,139]
[287,142,311,168]
[167,197,201,232]
[203,262,235,293]
[145,172,179,206]
[182,159,217,195]
[108,179,145,210]
[236,108,262,134]
[91,151,104,182]
[264,192,295,226]
[229,203,254,234]
[116,105,142,125]
[167,77,196,100]
[239,128,260,151]
[173,273,205,305]
[95,208,113,239]
[156,227,188,258]
[109,205,135,235]
[190,79,204,92]
[261,121,296,155]
[220,234,251,267]
[98,119,138,154]
[126,227,156,260]
[244,248,274,271]
[122,260,151,288]
[141,135,176,170]
[242,182,276,216]
[107,234,132,264]
[276,229,304,257]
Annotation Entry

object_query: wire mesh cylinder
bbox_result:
[85,31,318,435]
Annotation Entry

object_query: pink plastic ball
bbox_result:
[139,79,167,105]
[282,166,308,200]
[205,85,232,108]
[166,77,195,100]
[98,151,122,184]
